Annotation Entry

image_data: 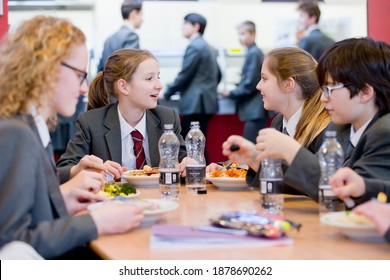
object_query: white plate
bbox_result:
[320,211,385,243]
[122,172,159,188]
[206,174,249,190]
[87,199,179,227]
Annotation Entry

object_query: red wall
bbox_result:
[0,0,8,41]
[367,0,390,43]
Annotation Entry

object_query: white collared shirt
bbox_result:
[29,106,50,149]
[349,118,373,148]
[282,105,303,138]
[118,107,150,170]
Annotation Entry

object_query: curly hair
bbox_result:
[266,47,331,147]
[0,16,85,120]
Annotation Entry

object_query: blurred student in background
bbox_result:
[97,0,143,72]
[57,49,190,182]
[220,47,331,200]
[0,16,144,259]
[221,21,269,144]
[163,13,220,148]
[296,1,334,61]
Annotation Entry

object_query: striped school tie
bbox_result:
[131,130,146,170]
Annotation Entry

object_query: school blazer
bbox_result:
[284,112,390,201]
[164,35,220,115]
[229,43,267,121]
[246,113,329,199]
[0,116,97,259]
[97,25,139,72]
[298,28,335,61]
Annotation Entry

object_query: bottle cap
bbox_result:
[164,124,174,130]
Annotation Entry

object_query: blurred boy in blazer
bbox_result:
[97,0,143,72]
[221,21,268,143]
[163,13,220,147]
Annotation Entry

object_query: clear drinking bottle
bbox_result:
[185,121,206,194]
[260,157,284,215]
[158,124,180,200]
[318,130,345,216]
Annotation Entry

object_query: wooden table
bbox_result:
[90,185,390,260]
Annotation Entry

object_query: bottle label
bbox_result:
[260,179,283,194]
[160,171,180,185]
[186,165,206,179]
[319,185,336,197]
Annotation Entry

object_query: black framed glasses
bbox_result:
[60,61,88,85]
[321,84,350,99]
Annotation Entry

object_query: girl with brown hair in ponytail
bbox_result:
[218,47,333,200]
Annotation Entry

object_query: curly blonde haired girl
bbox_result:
[0,15,85,127]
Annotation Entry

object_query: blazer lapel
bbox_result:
[271,113,283,132]
[26,115,68,217]
[146,110,161,167]
[104,104,122,164]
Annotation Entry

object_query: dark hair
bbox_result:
[237,20,256,34]
[121,0,142,20]
[88,48,156,110]
[317,37,390,115]
[297,2,321,24]
[184,13,207,35]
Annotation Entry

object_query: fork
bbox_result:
[105,171,115,183]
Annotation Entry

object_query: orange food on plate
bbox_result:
[209,167,247,178]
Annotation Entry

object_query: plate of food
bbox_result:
[206,168,249,190]
[320,211,384,243]
[97,182,140,199]
[122,165,159,188]
[87,199,179,226]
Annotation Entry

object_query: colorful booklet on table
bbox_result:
[151,225,293,248]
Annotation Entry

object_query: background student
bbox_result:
[57,49,189,182]
[0,16,144,259]
[97,0,143,72]
[221,20,269,144]
[296,1,335,61]
[163,13,220,148]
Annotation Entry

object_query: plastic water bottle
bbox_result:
[260,158,284,215]
[158,124,180,200]
[318,130,345,215]
[185,122,206,194]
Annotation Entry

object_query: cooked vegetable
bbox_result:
[103,182,136,197]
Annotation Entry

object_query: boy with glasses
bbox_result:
[283,37,390,201]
